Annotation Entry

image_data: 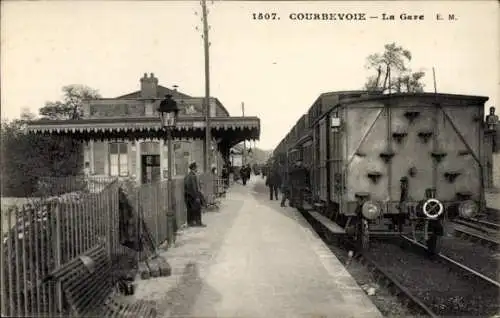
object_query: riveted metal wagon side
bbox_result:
[319,92,488,251]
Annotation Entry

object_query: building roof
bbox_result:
[231,143,245,152]
[115,85,192,99]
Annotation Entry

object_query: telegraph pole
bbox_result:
[242,102,246,166]
[201,0,211,172]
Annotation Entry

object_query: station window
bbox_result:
[109,143,128,177]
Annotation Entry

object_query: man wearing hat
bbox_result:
[289,159,309,208]
[184,162,206,227]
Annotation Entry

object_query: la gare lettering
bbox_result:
[382,13,425,21]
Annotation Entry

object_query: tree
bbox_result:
[364,43,425,93]
[1,85,101,197]
[39,84,101,120]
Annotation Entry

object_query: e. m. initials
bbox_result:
[436,13,457,21]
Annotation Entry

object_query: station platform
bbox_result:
[127,177,382,318]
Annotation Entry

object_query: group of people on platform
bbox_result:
[219,163,255,187]
[265,160,310,208]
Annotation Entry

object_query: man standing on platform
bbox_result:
[289,160,310,208]
[280,163,290,207]
[265,164,282,200]
[486,106,498,131]
[184,162,206,227]
[486,106,498,152]
[240,164,251,185]
[221,162,230,188]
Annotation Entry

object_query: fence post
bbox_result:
[2,207,11,316]
[154,184,159,253]
[136,189,141,266]
[167,179,176,247]
[107,187,113,262]
[51,203,63,314]
[171,181,177,238]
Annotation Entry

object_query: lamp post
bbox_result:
[158,94,179,247]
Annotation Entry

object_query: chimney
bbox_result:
[140,73,158,98]
[173,85,178,92]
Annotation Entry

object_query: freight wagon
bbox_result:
[274,91,489,252]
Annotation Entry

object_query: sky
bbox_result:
[1,0,499,150]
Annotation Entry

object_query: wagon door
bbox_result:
[313,124,321,198]
[318,118,328,202]
[345,103,388,206]
[329,111,344,204]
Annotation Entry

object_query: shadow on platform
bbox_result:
[158,262,222,317]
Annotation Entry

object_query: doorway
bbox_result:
[141,155,160,184]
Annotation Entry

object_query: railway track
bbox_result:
[301,211,438,317]
[453,225,499,248]
[369,236,499,317]
[301,210,500,317]
[343,239,438,317]
[400,235,500,289]
[483,207,500,223]
[452,213,500,247]
[453,217,499,233]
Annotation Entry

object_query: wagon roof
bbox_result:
[310,90,377,106]
[338,92,489,106]
[319,90,374,97]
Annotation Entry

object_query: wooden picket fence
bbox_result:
[1,173,219,317]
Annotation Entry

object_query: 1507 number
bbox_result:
[252,13,279,20]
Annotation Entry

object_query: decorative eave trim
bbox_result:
[26,116,260,134]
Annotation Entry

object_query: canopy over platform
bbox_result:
[26,116,260,149]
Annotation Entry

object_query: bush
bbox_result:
[1,120,83,197]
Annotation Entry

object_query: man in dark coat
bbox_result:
[184,162,206,227]
[246,164,252,180]
[221,163,230,188]
[240,166,246,185]
[289,160,310,208]
[240,164,251,185]
[266,165,282,200]
[280,168,290,207]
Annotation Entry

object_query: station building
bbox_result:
[26,73,260,185]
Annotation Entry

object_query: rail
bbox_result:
[453,225,499,248]
[454,217,499,232]
[400,235,500,288]
[354,250,438,318]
